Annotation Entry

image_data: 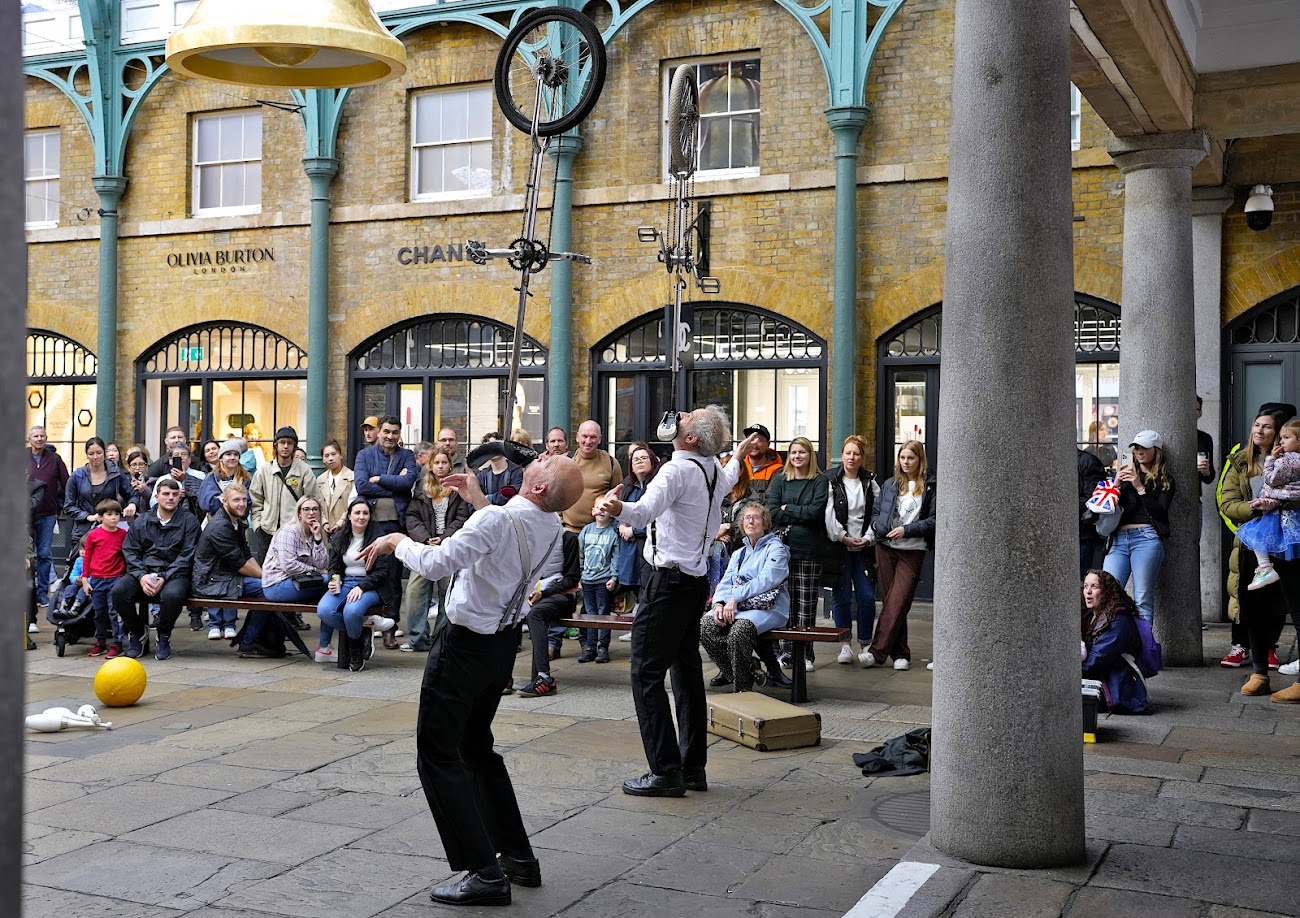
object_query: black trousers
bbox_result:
[527,593,576,676]
[111,575,192,637]
[630,568,709,775]
[1238,552,1300,677]
[416,622,531,873]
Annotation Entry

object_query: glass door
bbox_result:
[602,371,673,465]
[161,379,204,455]
[880,365,939,602]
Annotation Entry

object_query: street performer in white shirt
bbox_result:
[361,453,583,907]
[594,406,758,798]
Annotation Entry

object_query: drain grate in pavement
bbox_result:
[869,789,931,836]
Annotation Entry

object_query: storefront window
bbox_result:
[27,330,96,465]
[351,316,547,456]
[136,323,307,458]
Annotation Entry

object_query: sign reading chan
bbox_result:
[167,247,275,275]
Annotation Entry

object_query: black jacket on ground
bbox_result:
[121,508,201,583]
[192,510,255,600]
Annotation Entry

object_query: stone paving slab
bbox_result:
[22,885,187,918]
[1089,843,1300,914]
[218,727,377,771]
[1062,887,1204,918]
[23,824,111,865]
[1084,788,1247,830]
[1245,808,1300,836]
[1083,812,1178,847]
[25,839,282,909]
[1173,823,1300,864]
[1201,766,1300,792]
[218,847,447,918]
[28,780,233,833]
[1158,778,1300,811]
[24,776,94,811]
[149,761,288,792]
[1083,772,1162,795]
[281,789,428,829]
[949,873,1075,917]
[624,838,771,896]
[684,808,824,855]
[731,850,887,911]
[120,806,373,863]
[211,786,329,818]
[532,804,707,860]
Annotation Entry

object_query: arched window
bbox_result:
[1226,286,1300,449]
[136,323,308,460]
[26,330,97,464]
[877,295,1122,475]
[593,303,825,461]
[350,315,547,453]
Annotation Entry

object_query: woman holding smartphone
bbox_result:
[1102,431,1174,623]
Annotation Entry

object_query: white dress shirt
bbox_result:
[614,450,739,577]
[395,495,563,634]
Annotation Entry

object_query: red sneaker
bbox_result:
[1268,649,1281,671]
[1220,645,1251,668]
[87,641,107,657]
[104,643,122,659]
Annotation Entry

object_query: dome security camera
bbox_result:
[1245,184,1274,232]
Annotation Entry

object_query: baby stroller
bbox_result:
[46,538,95,658]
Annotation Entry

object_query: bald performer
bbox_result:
[362,454,583,907]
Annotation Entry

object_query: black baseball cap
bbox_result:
[742,424,771,440]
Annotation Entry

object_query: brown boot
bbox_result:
[1242,674,1271,696]
[1270,681,1300,704]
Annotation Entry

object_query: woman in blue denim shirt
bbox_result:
[1103,430,1174,623]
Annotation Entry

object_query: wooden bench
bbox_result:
[185,597,387,669]
[555,614,848,703]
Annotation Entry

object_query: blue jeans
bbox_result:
[1103,525,1165,623]
[317,576,382,640]
[263,577,329,648]
[831,550,876,645]
[88,575,119,642]
[33,514,56,602]
[580,580,611,649]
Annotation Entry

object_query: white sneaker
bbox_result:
[314,648,334,663]
[619,633,633,642]
[894,658,910,671]
[362,615,396,632]
[394,629,404,638]
[208,626,222,640]
[804,658,814,672]
[223,626,237,640]
[27,623,38,634]
[1281,659,1300,676]
[860,651,878,668]
[926,661,935,671]
[837,646,854,664]
[399,642,415,652]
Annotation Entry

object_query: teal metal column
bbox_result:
[826,106,868,448]
[92,174,127,441]
[547,134,583,432]
[303,156,339,471]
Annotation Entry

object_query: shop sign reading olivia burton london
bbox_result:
[167,246,275,275]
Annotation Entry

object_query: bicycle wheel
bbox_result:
[494,6,607,137]
[667,66,699,178]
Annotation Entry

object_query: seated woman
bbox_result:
[1081,569,1148,714]
[701,503,791,693]
[256,496,332,661]
[317,499,396,672]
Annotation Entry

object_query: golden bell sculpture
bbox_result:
[166,0,407,88]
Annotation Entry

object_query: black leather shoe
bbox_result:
[709,672,733,687]
[497,853,541,887]
[622,771,685,797]
[766,669,793,688]
[429,872,511,906]
[682,766,708,792]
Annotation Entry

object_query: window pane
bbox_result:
[441,91,468,142]
[467,141,491,191]
[416,147,443,196]
[434,378,469,444]
[892,371,927,452]
[400,383,424,445]
[197,116,219,162]
[469,377,501,441]
[243,161,261,208]
[218,113,243,161]
[243,112,262,159]
[199,164,221,208]
[444,143,469,192]
[25,133,43,175]
[467,87,492,138]
[414,93,440,145]
[46,132,60,173]
[220,163,245,208]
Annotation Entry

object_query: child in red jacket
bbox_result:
[78,499,128,657]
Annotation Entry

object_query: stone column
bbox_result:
[931,0,1084,867]
[825,106,868,449]
[1192,187,1233,623]
[1110,132,1209,665]
[303,155,340,473]
[2,1,26,901]
[92,174,128,442]
[546,134,583,435]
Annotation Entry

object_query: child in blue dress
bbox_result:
[1240,418,1300,591]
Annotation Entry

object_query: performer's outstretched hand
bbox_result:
[729,432,760,464]
[594,483,623,517]
[440,472,489,510]
[360,532,408,569]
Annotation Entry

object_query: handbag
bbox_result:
[292,574,323,591]
[734,574,780,611]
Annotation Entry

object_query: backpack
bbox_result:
[1130,617,1162,678]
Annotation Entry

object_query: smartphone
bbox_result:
[170,456,184,471]
[132,471,143,482]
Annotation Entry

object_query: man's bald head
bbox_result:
[575,420,601,459]
[522,454,585,513]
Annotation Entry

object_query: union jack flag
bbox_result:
[1086,478,1121,515]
